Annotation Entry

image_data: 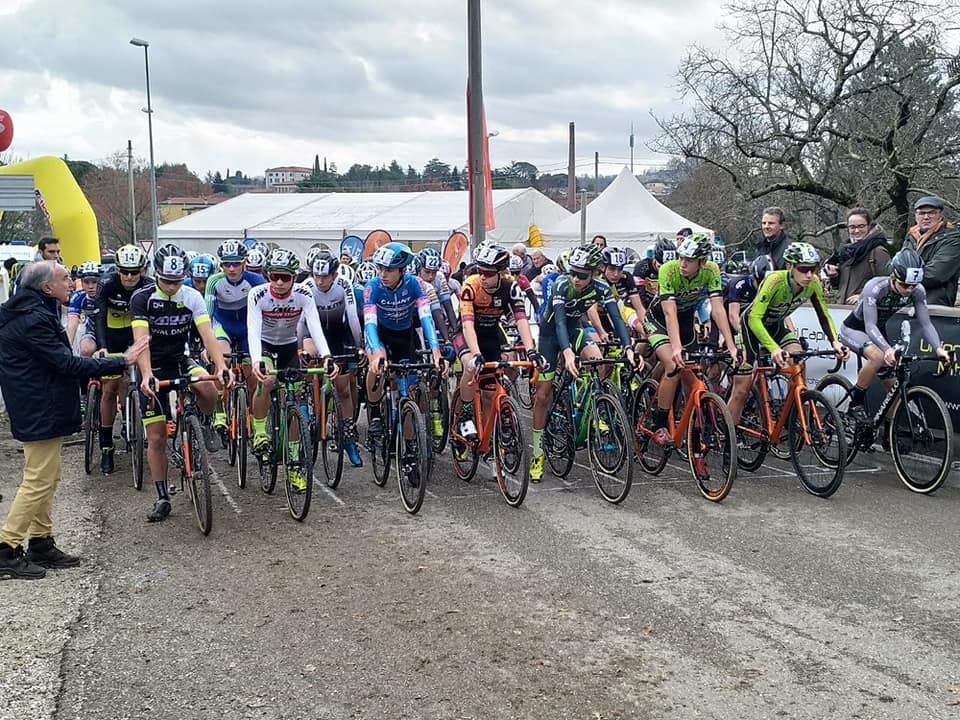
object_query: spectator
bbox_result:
[451,262,468,284]
[823,207,892,304]
[755,206,791,268]
[902,195,960,306]
[522,248,549,281]
[591,235,607,249]
[36,236,62,263]
[676,227,693,244]
[0,261,149,580]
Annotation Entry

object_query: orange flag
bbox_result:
[466,80,495,235]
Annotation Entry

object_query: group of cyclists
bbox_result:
[63,227,954,524]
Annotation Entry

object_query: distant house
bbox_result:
[159,194,229,224]
[265,166,311,189]
[269,181,301,194]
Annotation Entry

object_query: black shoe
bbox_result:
[100,447,115,475]
[0,542,46,580]
[366,417,385,451]
[26,536,80,569]
[147,498,171,523]
[848,404,870,425]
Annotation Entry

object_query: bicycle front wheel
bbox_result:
[259,403,279,494]
[588,392,633,504]
[83,383,101,476]
[449,389,479,482]
[494,395,528,507]
[369,398,391,487]
[284,405,314,521]
[815,373,860,466]
[129,389,145,491]
[889,386,953,494]
[396,398,428,515]
[319,388,345,489]
[788,389,846,498]
[185,415,213,535]
[234,386,249,488]
[631,379,669,475]
[544,385,575,478]
[687,391,736,502]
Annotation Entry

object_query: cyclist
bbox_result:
[93,244,154,474]
[726,255,775,336]
[66,261,101,357]
[839,248,950,422]
[186,254,216,296]
[363,242,442,484]
[634,238,677,313]
[131,244,229,523]
[244,248,266,279]
[455,243,542,443]
[416,247,461,338]
[508,254,541,315]
[643,234,738,446]
[248,248,336,492]
[599,247,645,338]
[726,241,845,425]
[529,244,636,482]
[302,250,364,466]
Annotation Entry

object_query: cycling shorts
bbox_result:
[261,341,300,372]
[537,327,594,382]
[141,359,205,427]
[643,312,696,352]
[838,325,875,358]
[737,321,798,368]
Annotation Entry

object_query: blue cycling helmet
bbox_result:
[189,255,215,278]
[371,241,413,270]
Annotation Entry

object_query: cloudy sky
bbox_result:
[0,0,726,179]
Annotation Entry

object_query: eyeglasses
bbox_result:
[269,273,294,283]
[847,223,868,230]
[478,268,498,278]
[569,269,591,280]
[118,269,141,277]
[794,265,818,275]
[222,262,243,269]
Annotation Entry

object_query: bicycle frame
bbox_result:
[740,362,824,448]
[457,360,533,454]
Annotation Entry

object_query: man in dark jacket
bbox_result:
[755,206,791,269]
[901,195,960,306]
[0,261,148,580]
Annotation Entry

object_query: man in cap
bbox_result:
[902,195,960,306]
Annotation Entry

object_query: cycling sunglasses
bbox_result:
[269,273,294,283]
[569,269,591,280]
[478,268,498,278]
[118,269,141,277]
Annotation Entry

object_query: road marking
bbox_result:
[316,481,346,506]
[208,463,242,515]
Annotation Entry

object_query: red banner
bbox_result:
[466,81,495,236]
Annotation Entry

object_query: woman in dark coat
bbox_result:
[824,207,892,304]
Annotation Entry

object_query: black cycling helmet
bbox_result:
[750,255,774,284]
[311,249,339,277]
[601,247,627,269]
[889,248,924,284]
[654,237,677,265]
[474,242,510,271]
[154,243,189,281]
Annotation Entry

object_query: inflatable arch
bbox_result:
[0,156,100,266]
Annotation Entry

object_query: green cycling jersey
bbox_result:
[745,270,837,351]
[649,259,722,320]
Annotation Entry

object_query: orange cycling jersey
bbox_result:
[459,274,527,332]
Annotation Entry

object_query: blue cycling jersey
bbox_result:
[68,289,98,334]
[205,270,266,341]
[362,274,438,351]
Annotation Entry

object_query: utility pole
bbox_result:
[630,123,635,175]
[567,122,576,212]
[127,140,137,244]
[467,0,485,251]
[579,189,587,245]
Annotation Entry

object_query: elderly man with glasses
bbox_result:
[901,195,960,307]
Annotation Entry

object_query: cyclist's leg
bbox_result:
[643,316,682,435]
[186,361,217,415]
[251,345,279,451]
[212,324,232,430]
[839,326,883,411]
[727,327,761,424]
[529,333,559,479]
[141,367,176,521]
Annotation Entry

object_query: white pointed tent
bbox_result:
[543,166,711,250]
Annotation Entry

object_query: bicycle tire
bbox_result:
[320,388,345,489]
[494,395,528,507]
[589,391,633,504]
[129,388,145,491]
[226,386,237,467]
[185,415,213,535]
[814,374,860,466]
[370,397,391,487]
[235,386,249,488]
[687,391,736,502]
[284,405,314,521]
[736,382,769,472]
[889,385,953,494]
[259,402,279,494]
[449,389,479,482]
[431,375,451,456]
[544,384,575,478]
[631,379,669,475]
[397,398,428,515]
[788,389,845,498]
[83,383,101,476]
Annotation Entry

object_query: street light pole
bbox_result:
[130,37,158,264]
[127,139,136,244]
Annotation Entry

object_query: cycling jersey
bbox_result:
[363,274,438,352]
[130,284,210,368]
[842,275,940,352]
[633,258,659,307]
[599,272,640,333]
[725,274,758,308]
[247,283,329,365]
[205,270,266,346]
[459,275,527,333]
[68,289,99,335]
[300,276,363,348]
[94,272,155,352]
[540,275,630,351]
[745,270,836,352]
[648,260,722,320]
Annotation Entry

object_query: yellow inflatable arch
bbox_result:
[0,156,100,267]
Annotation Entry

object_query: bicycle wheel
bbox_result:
[518,369,535,410]
[431,375,451,456]
[449,389,479,482]
[815,373,860,466]
[320,388,345,489]
[631,379,669,475]
[588,392,633,504]
[129,389,145,491]
[687,391,736,502]
[226,386,237,467]
[369,397,391,487]
[544,385,575,478]
[185,415,213,535]
[494,395,528,507]
[736,383,769,472]
[788,389,845,498]
[889,386,953,494]
[284,405,314,521]
[396,398,428,515]
[234,386,249,488]
[767,373,793,460]
[259,403,279,494]
[83,383,101,476]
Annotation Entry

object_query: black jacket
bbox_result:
[0,288,125,442]
[902,223,960,306]
[755,230,791,270]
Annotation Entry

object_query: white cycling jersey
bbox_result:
[247,282,329,364]
[299,276,363,347]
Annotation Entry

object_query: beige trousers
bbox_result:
[0,436,64,547]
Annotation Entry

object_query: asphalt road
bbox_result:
[2,417,959,720]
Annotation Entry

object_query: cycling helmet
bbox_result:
[409,255,424,274]
[750,255,774,284]
[265,248,300,275]
[245,248,265,271]
[115,244,147,271]
[567,244,604,271]
[305,244,325,269]
[356,261,378,283]
[417,248,442,272]
[185,250,198,263]
[371,241,413,270]
[77,261,100,279]
[889,248,924,284]
[601,247,627,269]
[474,243,510,271]
[555,249,571,273]
[310,249,339,277]
[216,240,246,262]
[782,241,820,266]
[710,246,726,264]
[653,238,677,264]
[201,253,219,272]
[154,243,189,281]
[252,241,270,257]
[189,254,215,278]
[676,233,712,260]
[508,254,524,273]
[337,264,356,285]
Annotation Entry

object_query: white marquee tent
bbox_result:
[158,188,570,256]
[543,166,711,252]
